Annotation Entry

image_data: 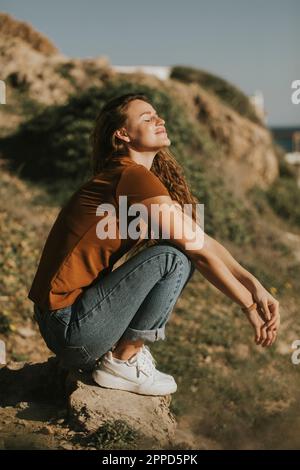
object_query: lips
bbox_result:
[155,128,167,134]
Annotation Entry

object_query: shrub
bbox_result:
[266,177,300,227]
[170,65,263,125]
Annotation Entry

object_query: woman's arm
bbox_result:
[195,233,280,330]
[168,199,260,292]
[137,196,254,309]
[204,235,262,293]
[136,195,278,347]
[169,199,280,330]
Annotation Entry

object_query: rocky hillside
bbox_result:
[0,12,59,55]
[1,13,300,450]
[0,12,112,135]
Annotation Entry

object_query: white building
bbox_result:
[112,65,171,81]
[285,131,300,188]
[248,89,267,123]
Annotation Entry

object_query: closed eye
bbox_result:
[144,115,159,122]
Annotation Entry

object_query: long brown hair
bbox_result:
[89,92,199,260]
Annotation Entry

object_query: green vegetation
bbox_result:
[73,419,146,450]
[266,177,300,227]
[170,65,263,125]
[55,61,77,85]
[0,313,11,335]
[248,141,300,229]
[152,279,299,449]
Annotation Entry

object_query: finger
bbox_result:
[257,305,267,322]
[267,328,276,347]
[262,326,273,347]
[267,325,277,336]
[261,299,272,322]
[266,318,276,328]
[254,324,261,344]
[267,302,280,326]
[257,326,267,347]
[266,315,280,329]
[254,322,263,344]
[260,323,268,345]
[270,318,280,333]
[269,330,277,346]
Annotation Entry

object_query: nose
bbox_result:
[157,116,165,126]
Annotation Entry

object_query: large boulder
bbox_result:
[66,369,177,447]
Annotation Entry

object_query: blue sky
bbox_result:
[1,0,299,126]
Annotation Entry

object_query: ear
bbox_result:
[115,128,130,142]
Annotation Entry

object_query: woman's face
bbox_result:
[116,99,171,151]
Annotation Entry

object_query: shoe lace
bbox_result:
[142,345,157,367]
[128,349,155,378]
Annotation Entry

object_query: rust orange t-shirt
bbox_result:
[27,157,170,311]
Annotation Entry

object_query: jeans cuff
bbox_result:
[121,325,166,342]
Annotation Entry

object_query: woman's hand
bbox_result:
[243,306,277,347]
[252,284,281,335]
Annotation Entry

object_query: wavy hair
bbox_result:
[89,92,199,261]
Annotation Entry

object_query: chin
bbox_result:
[158,136,171,146]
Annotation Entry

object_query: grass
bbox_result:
[71,419,148,450]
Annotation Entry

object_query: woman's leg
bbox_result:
[112,243,196,360]
[49,242,196,371]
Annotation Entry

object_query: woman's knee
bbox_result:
[148,241,195,280]
[161,241,194,267]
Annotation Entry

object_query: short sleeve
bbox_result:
[116,164,170,205]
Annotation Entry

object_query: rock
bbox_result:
[66,370,177,447]
[17,327,36,338]
[0,357,68,406]
[56,418,66,425]
[16,402,28,410]
[40,426,54,435]
[0,12,59,55]
[60,443,73,450]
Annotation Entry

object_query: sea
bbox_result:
[269,126,300,153]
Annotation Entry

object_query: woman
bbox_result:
[29,92,280,396]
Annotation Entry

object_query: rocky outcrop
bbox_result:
[0,12,59,55]
[66,369,177,446]
[0,358,177,449]
[0,12,112,113]
[165,80,279,190]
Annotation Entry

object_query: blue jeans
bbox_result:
[33,242,196,372]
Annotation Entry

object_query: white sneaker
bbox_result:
[141,345,176,382]
[92,348,177,396]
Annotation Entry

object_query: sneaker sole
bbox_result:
[92,369,177,396]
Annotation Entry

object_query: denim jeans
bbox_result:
[33,242,196,372]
